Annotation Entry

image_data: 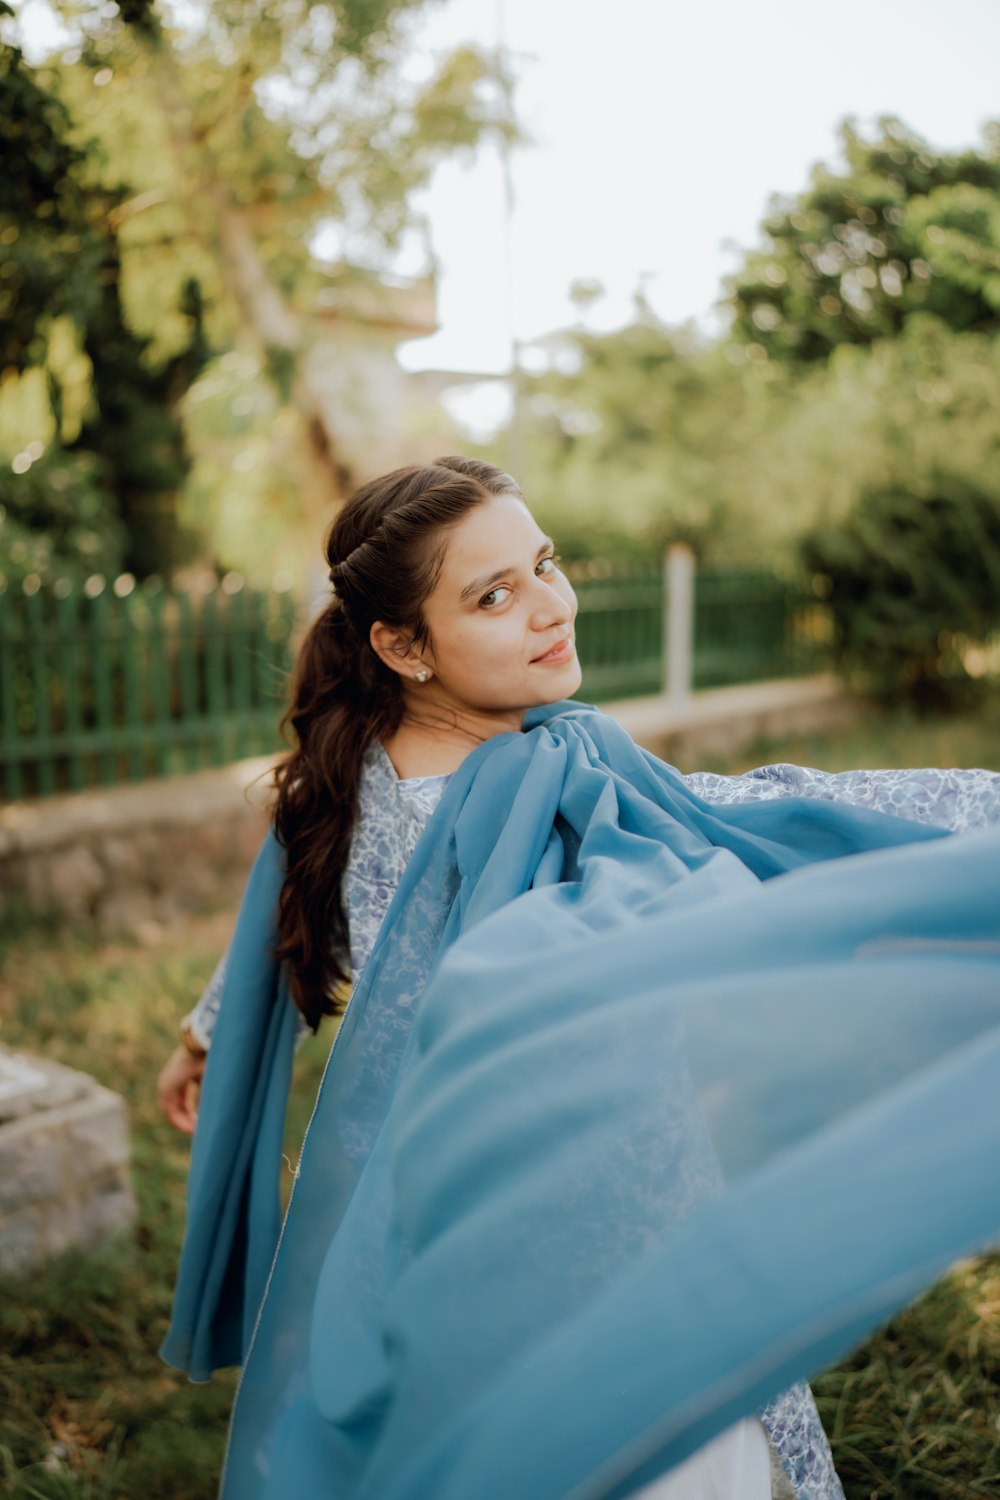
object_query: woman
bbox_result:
[159,457,1000,1500]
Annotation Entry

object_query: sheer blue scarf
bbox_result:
[162,704,1000,1499]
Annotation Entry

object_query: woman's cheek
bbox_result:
[455,626,507,682]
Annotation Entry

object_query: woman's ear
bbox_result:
[370,621,433,683]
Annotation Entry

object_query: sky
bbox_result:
[391,0,1000,384]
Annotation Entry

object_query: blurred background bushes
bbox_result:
[488,119,1000,709]
[802,473,1000,709]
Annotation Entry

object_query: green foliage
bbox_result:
[0,32,211,580]
[495,121,1000,589]
[727,117,1000,366]
[511,305,773,562]
[0,28,103,372]
[111,0,161,39]
[802,474,1000,708]
[266,37,519,256]
[0,449,126,583]
[1,0,521,577]
[72,244,210,579]
[709,317,1000,568]
[504,296,1000,596]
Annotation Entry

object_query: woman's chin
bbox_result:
[532,660,583,705]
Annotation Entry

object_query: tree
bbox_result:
[0,7,208,579]
[48,0,518,523]
[727,117,1000,366]
[0,2,98,372]
[71,233,210,578]
[802,473,1000,708]
[497,295,785,563]
[2,0,519,580]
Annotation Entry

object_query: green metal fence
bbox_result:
[691,569,826,689]
[0,577,297,801]
[571,562,828,702]
[0,564,829,801]
[571,563,665,701]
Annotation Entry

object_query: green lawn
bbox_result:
[694,694,1000,777]
[1,701,999,1498]
[0,910,331,1500]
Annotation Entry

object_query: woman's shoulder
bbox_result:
[378,727,471,780]
[364,740,453,790]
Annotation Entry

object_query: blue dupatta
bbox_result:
[162,704,1000,1499]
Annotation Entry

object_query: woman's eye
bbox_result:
[480,585,512,608]
[479,557,560,607]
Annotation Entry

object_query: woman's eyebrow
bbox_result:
[458,539,554,602]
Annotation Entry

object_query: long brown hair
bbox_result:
[272,455,522,1030]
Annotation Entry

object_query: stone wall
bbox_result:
[0,755,277,935]
[0,1048,135,1274]
[608,673,863,768]
[0,676,862,935]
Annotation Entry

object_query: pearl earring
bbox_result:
[415,669,429,683]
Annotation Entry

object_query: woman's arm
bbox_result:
[157,950,228,1133]
[684,763,1000,834]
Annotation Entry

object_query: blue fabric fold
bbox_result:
[160,831,299,1378]
[162,704,1000,1499]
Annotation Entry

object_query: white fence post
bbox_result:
[663,543,694,707]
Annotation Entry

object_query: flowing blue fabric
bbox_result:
[162,704,1000,1499]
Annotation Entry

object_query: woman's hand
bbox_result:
[157,1044,206,1135]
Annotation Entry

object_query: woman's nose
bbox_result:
[531,577,575,627]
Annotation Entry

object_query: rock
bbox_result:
[44,844,105,919]
[0,1047,136,1274]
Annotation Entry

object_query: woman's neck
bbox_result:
[382,703,523,779]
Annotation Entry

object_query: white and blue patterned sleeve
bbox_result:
[184,950,228,1050]
[684,763,1000,834]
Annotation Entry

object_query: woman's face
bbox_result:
[413,491,581,726]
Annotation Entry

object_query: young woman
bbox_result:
[159,457,1000,1500]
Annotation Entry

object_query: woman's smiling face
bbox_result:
[412,491,581,725]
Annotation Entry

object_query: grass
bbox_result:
[1,699,999,1498]
[813,1262,1000,1498]
[692,694,1000,777]
[0,909,330,1500]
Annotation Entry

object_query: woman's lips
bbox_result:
[531,636,575,665]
